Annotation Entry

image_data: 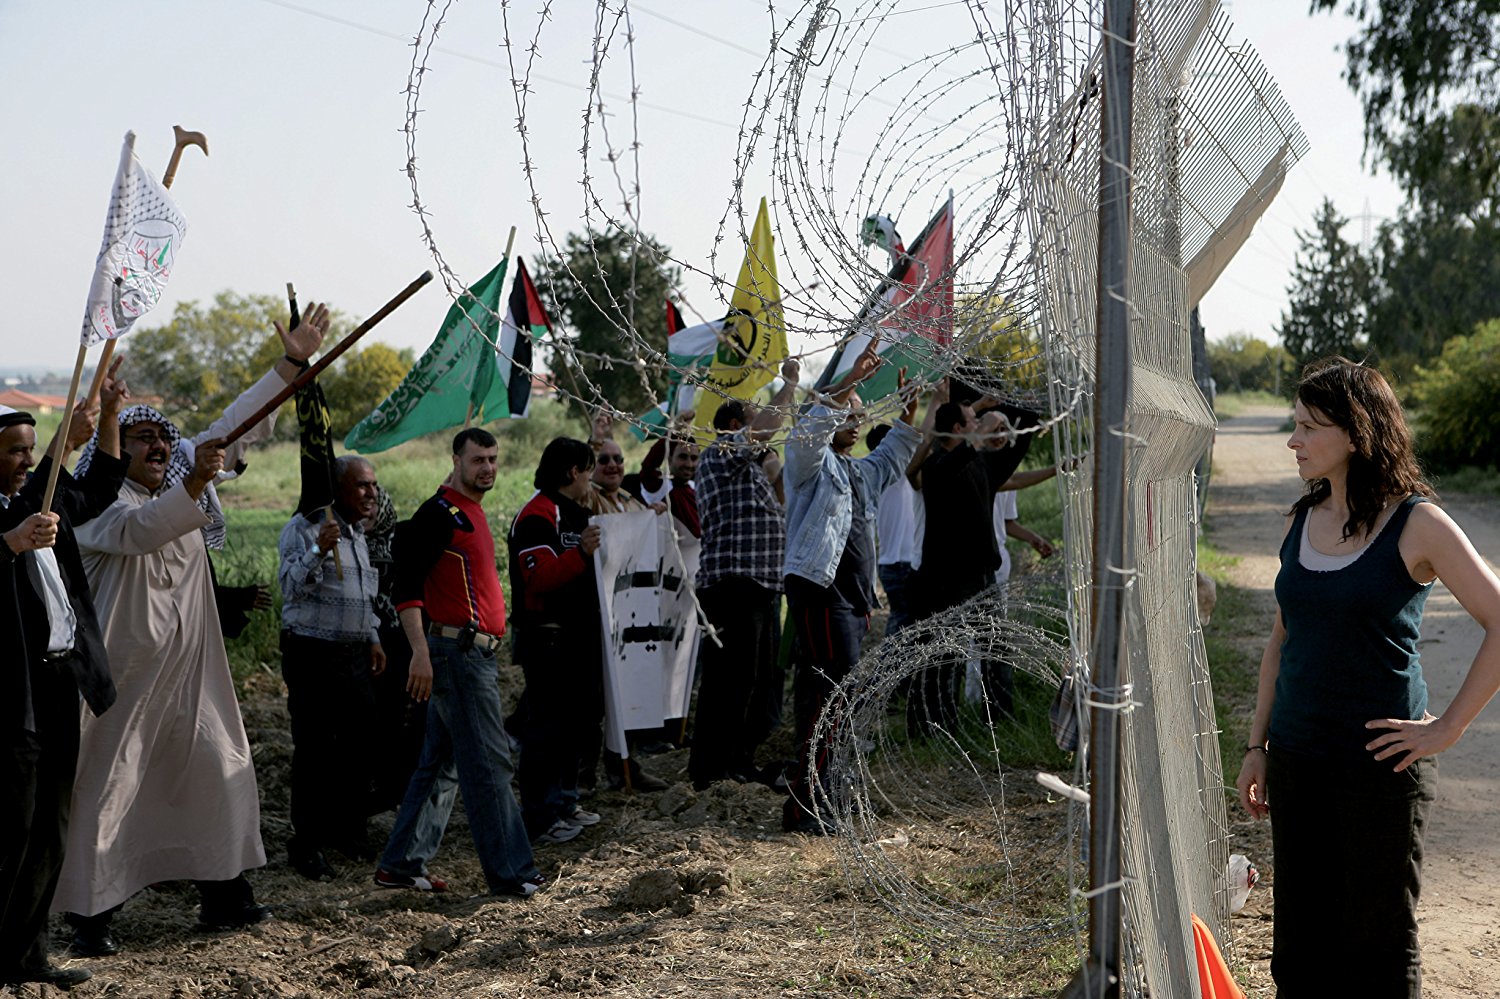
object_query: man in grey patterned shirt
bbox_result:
[277,455,386,880]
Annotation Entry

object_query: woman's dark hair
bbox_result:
[1290,356,1434,541]
[534,436,595,491]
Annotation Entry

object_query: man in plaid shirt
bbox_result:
[687,359,800,790]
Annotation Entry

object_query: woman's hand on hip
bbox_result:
[1365,712,1455,771]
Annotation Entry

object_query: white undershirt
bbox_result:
[1297,507,1392,572]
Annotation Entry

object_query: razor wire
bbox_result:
[400,1,1305,995]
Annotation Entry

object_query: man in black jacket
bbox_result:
[0,373,128,988]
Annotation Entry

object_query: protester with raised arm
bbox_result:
[780,343,921,832]
[905,391,1036,733]
[688,359,800,791]
[56,308,333,951]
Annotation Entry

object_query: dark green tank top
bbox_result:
[1270,495,1431,761]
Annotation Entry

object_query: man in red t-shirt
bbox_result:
[372,428,544,898]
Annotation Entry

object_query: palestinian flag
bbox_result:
[820,195,954,404]
[498,257,551,420]
[633,301,724,440]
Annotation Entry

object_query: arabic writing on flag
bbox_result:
[81,132,189,345]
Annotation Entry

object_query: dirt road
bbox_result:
[1208,405,1500,997]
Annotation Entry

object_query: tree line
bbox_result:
[1254,2,1500,471]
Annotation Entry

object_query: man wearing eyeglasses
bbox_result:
[57,308,332,953]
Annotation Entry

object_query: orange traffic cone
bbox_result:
[1191,912,1246,999]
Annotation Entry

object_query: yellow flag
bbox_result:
[695,197,787,430]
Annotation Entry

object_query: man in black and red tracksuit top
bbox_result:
[508,437,603,845]
[373,427,545,898]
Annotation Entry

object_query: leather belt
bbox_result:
[41,650,77,666]
[428,623,500,651]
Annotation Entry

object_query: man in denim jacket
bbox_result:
[780,342,921,831]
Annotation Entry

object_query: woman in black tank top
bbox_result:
[1233,357,1500,997]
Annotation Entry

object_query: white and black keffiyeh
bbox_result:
[76,404,229,549]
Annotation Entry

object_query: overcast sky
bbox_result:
[0,0,1400,377]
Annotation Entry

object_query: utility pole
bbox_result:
[1060,0,1135,995]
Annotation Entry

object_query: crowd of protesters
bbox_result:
[1,331,1059,988]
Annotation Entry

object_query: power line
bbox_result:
[253,0,743,131]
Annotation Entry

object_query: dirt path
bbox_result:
[1207,404,1500,997]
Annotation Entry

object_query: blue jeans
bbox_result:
[877,562,914,638]
[378,636,539,891]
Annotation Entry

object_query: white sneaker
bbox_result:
[534,818,583,845]
[565,806,601,827]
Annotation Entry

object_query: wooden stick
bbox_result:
[39,344,89,515]
[324,504,344,580]
[211,272,433,447]
[82,341,116,413]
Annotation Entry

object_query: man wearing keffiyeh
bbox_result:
[55,305,332,956]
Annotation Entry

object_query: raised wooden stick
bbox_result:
[323,504,344,580]
[38,344,89,515]
[212,272,433,447]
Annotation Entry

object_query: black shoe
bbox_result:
[70,924,118,957]
[492,873,548,898]
[10,964,92,988]
[290,848,336,881]
[198,902,273,930]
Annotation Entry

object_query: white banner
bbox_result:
[80,132,189,345]
[594,511,701,758]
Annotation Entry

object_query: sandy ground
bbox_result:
[1206,404,1500,997]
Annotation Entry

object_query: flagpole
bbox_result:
[468,227,519,426]
[41,132,147,516]
[38,344,89,515]
[212,271,434,447]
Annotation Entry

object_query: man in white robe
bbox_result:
[55,309,330,953]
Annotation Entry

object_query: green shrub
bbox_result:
[1410,320,1500,471]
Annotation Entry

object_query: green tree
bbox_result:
[1365,208,1500,380]
[531,229,684,414]
[1207,333,1292,395]
[1278,199,1372,366]
[127,292,297,433]
[1408,319,1500,471]
[320,342,414,439]
[1311,1,1500,206]
[124,290,355,435]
